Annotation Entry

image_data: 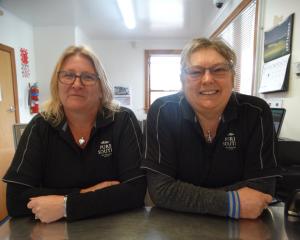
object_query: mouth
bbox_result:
[69,94,84,98]
[199,90,219,95]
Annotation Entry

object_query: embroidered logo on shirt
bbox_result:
[222,132,236,150]
[98,140,112,157]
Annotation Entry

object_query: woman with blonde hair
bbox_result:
[4,45,146,223]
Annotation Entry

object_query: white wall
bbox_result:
[0,7,36,123]
[18,25,187,120]
[34,26,76,103]
[75,26,92,46]
[0,7,76,123]
[89,39,188,120]
[30,25,188,120]
[261,0,300,141]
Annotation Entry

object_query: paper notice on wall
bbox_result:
[113,86,132,107]
[259,54,290,93]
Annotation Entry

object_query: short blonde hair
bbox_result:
[180,38,236,79]
[42,45,118,126]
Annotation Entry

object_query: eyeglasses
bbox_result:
[58,71,99,86]
[183,63,233,80]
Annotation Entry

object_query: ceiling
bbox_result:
[0,0,222,40]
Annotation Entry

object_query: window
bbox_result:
[211,0,257,95]
[144,50,182,111]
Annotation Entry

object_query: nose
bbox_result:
[72,76,84,88]
[201,69,214,83]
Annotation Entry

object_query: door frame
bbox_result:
[0,43,20,122]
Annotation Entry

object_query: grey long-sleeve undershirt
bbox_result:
[147,170,276,217]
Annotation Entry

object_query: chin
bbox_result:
[197,99,222,111]
[200,104,218,111]
[64,104,86,111]
[197,98,216,106]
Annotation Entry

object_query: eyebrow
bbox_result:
[188,62,229,68]
[60,70,97,74]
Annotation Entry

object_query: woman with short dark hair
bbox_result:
[142,38,278,219]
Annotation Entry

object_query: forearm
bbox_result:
[66,176,146,221]
[6,183,79,217]
[147,171,229,217]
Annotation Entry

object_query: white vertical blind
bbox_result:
[218,0,256,95]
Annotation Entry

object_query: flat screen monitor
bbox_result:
[271,108,286,137]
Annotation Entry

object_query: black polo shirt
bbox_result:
[142,92,278,188]
[4,107,143,188]
[4,107,145,220]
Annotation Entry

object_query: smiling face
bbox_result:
[58,54,102,114]
[182,48,234,115]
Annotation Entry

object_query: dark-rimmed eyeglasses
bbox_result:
[183,63,233,80]
[58,71,99,86]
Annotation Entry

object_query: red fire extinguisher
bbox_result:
[29,83,39,114]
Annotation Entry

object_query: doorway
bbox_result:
[0,43,19,220]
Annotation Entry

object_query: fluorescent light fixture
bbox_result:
[149,0,183,29]
[149,0,184,28]
[117,0,136,29]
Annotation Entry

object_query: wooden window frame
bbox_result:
[144,49,182,112]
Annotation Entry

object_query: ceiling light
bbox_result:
[117,0,136,29]
[149,0,183,29]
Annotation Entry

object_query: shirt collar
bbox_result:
[222,92,239,123]
[180,93,196,122]
[57,107,115,132]
[95,107,115,129]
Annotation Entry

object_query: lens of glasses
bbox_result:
[80,73,99,85]
[58,71,99,86]
[184,63,232,80]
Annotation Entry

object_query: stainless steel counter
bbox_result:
[0,203,299,239]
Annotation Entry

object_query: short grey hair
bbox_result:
[180,38,236,78]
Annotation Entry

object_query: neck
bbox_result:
[65,109,97,129]
[195,106,223,120]
[65,110,97,147]
[196,111,222,143]
[196,111,222,126]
